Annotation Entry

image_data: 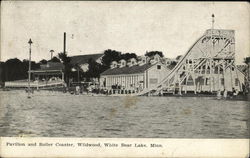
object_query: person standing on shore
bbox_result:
[223,89,227,98]
[217,90,222,99]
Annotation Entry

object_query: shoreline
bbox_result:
[1,88,249,101]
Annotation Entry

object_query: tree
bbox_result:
[145,51,164,57]
[101,50,138,69]
[71,64,83,82]
[48,56,61,63]
[0,62,4,84]
[39,59,48,64]
[101,49,121,68]
[168,61,177,69]
[176,55,183,61]
[85,58,105,79]
[244,57,250,64]
[1,58,40,82]
[120,53,137,61]
[22,59,40,72]
[5,59,25,81]
[4,58,24,81]
[58,52,73,85]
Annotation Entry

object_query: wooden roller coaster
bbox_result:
[137,14,245,96]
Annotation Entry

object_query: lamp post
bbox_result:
[28,38,33,99]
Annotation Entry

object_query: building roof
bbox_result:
[101,63,155,76]
[30,62,64,74]
[70,54,103,65]
[40,62,64,71]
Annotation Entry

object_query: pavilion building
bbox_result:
[100,56,170,94]
[4,62,65,89]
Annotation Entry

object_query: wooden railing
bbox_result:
[5,80,65,88]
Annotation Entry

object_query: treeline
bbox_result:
[0,59,40,82]
[58,49,165,83]
[0,56,62,84]
[101,49,164,69]
[0,49,165,84]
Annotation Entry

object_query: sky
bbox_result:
[1,1,249,64]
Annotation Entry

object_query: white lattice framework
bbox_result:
[151,28,242,95]
[134,28,245,96]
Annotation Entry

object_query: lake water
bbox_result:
[0,90,249,138]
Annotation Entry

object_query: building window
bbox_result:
[215,67,219,74]
[157,65,161,70]
[221,78,224,85]
[235,78,239,86]
[205,78,209,85]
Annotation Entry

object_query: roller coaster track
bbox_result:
[136,29,236,96]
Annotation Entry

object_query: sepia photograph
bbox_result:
[0,1,249,155]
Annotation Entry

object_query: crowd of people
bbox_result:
[217,88,239,99]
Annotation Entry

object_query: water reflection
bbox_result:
[0,91,249,138]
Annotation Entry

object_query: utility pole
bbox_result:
[28,38,33,99]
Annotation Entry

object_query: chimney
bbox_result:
[63,32,66,53]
